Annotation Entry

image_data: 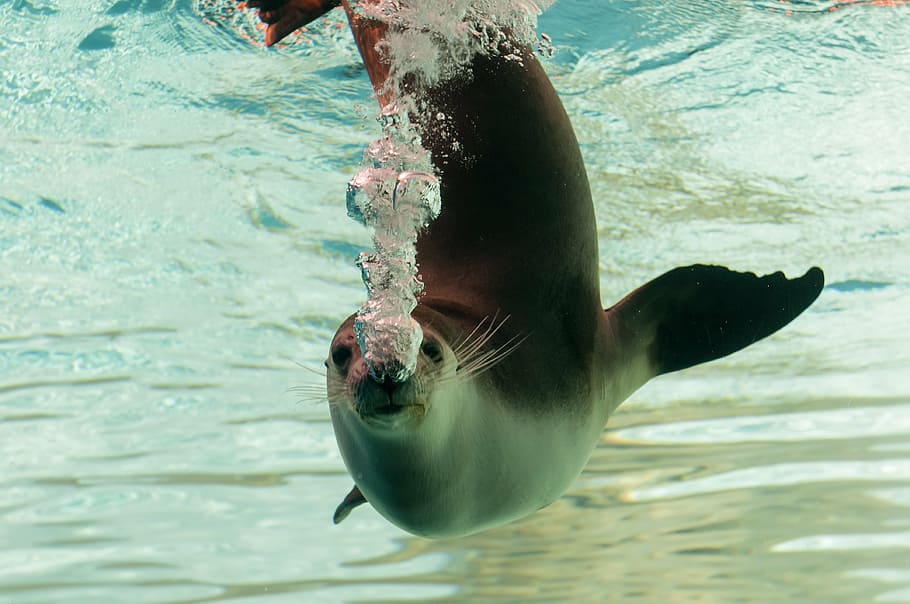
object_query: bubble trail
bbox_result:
[340,0,552,381]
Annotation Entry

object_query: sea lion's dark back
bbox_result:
[415,48,602,353]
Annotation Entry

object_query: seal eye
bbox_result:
[331,345,352,371]
[421,340,444,365]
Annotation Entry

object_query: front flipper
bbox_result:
[245,0,341,47]
[333,485,367,524]
[607,265,824,376]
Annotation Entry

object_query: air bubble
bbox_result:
[345,0,553,382]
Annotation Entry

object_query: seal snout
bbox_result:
[327,319,448,427]
[350,368,422,424]
[357,372,399,412]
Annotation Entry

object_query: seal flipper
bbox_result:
[333,485,367,524]
[607,264,824,376]
[245,0,341,47]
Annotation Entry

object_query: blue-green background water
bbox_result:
[2,1,909,602]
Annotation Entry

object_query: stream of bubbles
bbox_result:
[342,0,554,381]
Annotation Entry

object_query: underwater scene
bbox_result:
[1,0,909,602]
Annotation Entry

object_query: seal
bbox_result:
[245,0,825,538]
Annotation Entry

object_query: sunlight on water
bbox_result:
[1,0,909,602]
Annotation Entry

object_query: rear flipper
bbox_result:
[607,264,824,376]
[245,0,341,47]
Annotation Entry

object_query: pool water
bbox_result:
[1,1,909,602]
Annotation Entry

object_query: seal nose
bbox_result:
[353,373,399,417]
[351,363,418,419]
[367,358,408,385]
[376,375,399,397]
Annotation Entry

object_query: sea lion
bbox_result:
[244,0,825,538]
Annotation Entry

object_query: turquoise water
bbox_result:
[2,0,909,602]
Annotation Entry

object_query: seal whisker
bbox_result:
[453,313,512,370]
[451,314,494,358]
[296,395,331,405]
[290,394,330,405]
[456,311,507,355]
[290,359,328,378]
[469,334,525,373]
[461,316,500,360]
[455,322,507,368]
[288,384,329,395]
[448,332,527,383]
[288,383,331,405]
[321,371,348,408]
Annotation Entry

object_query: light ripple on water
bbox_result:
[614,403,910,444]
[776,530,910,553]
[627,459,910,502]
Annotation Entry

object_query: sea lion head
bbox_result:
[325,310,453,431]
[325,306,483,536]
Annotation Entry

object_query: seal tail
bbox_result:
[605,264,824,377]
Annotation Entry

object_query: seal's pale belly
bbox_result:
[332,373,612,537]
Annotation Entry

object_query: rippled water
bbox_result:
[1,1,909,602]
